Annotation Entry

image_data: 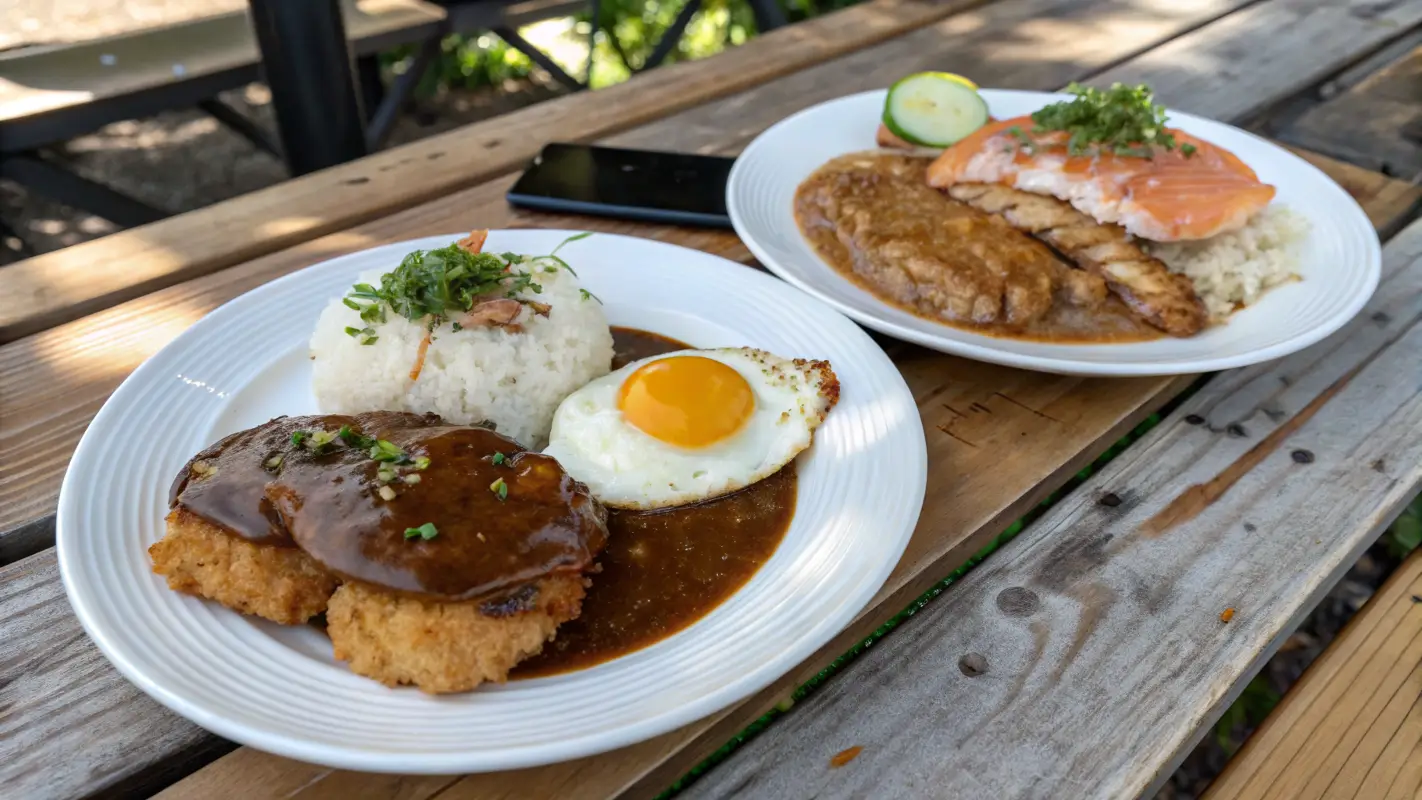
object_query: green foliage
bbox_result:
[381,34,534,98]
[1385,493,1422,559]
[1212,675,1281,754]
[383,0,865,95]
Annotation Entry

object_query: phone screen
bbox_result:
[506,143,736,227]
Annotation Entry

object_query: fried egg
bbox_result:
[542,347,840,510]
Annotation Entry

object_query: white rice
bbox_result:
[310,253,613,449]
[1147,205,1311,322]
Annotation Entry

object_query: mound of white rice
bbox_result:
[1148,206,1311,322]
[310,252,613,449]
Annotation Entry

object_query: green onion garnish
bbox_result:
[492,452,505,466]
[490,477,508,501]
[403,522,438,541]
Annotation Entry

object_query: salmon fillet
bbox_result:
[925,116,1276,242]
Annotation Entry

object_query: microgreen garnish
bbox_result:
[491,452,505,466]
[490,477,508,501]
[404,522,438,541]
[343,245,539,330]
[343,326,378,345]
[291,431,309,448]
[342,232,594,334]
[579,288,602,304]
[1012,83,1194,159]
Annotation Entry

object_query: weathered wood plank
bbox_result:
[0,550,235,800]
[0,0,1280,539]
[0,0,987,344]
[1086,0,1422,124]
[1202,550,1422,800]
[680,218,1422,800]
[6,3,1418,798]
[1279,45,1422,181]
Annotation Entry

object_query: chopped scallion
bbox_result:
[403,522,438,540]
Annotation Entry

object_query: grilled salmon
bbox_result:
[925,117,1276,242]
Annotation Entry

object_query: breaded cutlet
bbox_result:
[326,575,589,693]
[149,509,339,624]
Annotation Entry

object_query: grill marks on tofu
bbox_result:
[947,183,1207,337]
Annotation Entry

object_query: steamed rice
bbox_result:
[1148,206,1310,322]
[310,253,613,450]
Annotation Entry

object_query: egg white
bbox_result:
[542,347,839,510]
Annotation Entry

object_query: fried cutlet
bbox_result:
[326,576,589,693]
[149,510,338,624]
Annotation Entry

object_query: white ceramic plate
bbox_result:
[57,230,926,773]
[727,89,1382,376]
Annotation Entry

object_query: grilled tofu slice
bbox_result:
[947,183,1207,336]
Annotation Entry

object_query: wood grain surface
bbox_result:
[1085,0,1422,124]
[680,216,1422,800]
[0,551,233,800]
[1281,45,1422,181]
[1,0,1416,797]
[0,0,986,344]
[0,0,1283,540]
[1203,550,1422,800]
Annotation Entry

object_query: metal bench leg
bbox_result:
[747,0,787,31]
[493,26,586,91]
[0,154,166,228]
[641,0,701,72]
[366,36,441,151]
[197,99,282,158]
[357,54,386,122]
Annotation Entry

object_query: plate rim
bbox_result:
[56,229,928,772]
[727,87,1383,377]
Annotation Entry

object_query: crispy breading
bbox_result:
[149,510,338,624]
[326,575,588,694]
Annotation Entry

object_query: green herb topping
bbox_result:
[341,232,595,331]
[1010,83,1196,159]
[491,452,505,466]
[343,326,378,345]
[404,522,438,541]
[490,477,508,501]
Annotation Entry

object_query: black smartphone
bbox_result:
[506,143,736,228]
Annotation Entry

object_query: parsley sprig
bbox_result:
[1009,83,1196,159]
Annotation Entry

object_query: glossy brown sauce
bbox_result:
[169,411,608,602]
[513,327,796,677]
[794,154,1161,344]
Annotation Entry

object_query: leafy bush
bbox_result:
[385,0,864,94]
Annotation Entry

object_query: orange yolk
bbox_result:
[616,356,755,448]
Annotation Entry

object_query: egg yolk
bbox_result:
[617,356,755,448]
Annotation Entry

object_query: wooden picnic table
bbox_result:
[2,0,1420,798]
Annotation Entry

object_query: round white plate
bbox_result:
[727,89,1382,376]
[57,230,926,773]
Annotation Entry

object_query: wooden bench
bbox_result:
[0,0,447,230]
[1204,549,1422,800]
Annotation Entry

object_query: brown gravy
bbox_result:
[169,411,608,603]
[794,154,1161,344]
[513,327,796,677]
